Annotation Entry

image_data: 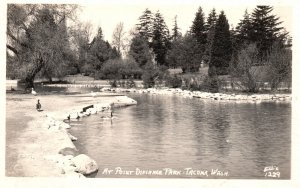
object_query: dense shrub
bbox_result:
[181,76,201,91]
[165,75,182,88]
[230,44,263,93]
[142,63,167,88]
[126,78,136,88]
[108,80,117,87]
[199,75,220,93]
[265,43,292,91]
[81,63,94,76]
[100,58,142,80]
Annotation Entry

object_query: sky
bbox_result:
[76,2,293,43]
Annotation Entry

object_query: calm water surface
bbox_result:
[69,93,290,179]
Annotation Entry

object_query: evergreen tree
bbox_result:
[191,7,206,45]
[128,36,152,68]
[88,27,115,70]
[235,9,252,48]
[209,11,232,75]
[166,34,202,73]
[203,8,217,64]
[152,11,170,66]
[249,5,288,59]
[171,15,181,41]
[136,8,153,43]
[206,8,217,28]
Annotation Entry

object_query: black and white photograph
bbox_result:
[2,0,299,187]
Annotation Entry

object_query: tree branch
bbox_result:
[7,29,29,49]
[6,44,19,56]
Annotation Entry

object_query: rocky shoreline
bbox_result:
[44,95,138,178]
[6,93,137,178]
[102,87,292,102]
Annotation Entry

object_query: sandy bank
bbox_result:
[6,92,137,177]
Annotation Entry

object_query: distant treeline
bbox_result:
[7,5,291,92]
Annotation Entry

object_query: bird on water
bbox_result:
[36,99,42,111]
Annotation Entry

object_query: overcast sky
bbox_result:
[77,2,293,43]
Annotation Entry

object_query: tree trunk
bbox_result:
[25,54,44,91]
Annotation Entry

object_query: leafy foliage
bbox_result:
[200,75,220,93]
[165,74,182,88]
[166,34,202,73]
[265,42,292,90]
[88,27,120,71]
[230,43,262,93]
[6,4,78,88]
[142,63,167,88]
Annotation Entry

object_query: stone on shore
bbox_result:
[68,133,78,141]
[59,147,79,157]
[71,154,99,175]
[65,171,87,178]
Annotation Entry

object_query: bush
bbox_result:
[181,76,201,91]
[265,43,292,91]
[126,78,136,88]
[142,63,167,88]
[81,63,94,76]
[101,58,142,80]
[165,75,182,88]
[230,43,263,93]
[200,75,220,93]
[108,80,117,87]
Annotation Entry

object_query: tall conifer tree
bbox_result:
[209,11,232,75]
[171,15,181,41]
[249,6,288,58]
[191,7,206,45]
[136,8,153,43]
[203,8,217,64]
[152,11,170,66]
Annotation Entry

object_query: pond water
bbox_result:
[69,93,291,179]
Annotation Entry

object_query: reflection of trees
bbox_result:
[228,102,291,178]
[206,102,231,158]
[251,103,291,177]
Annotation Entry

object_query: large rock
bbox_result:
[68,133,78,141]
[56,121,71,129]
[59,147,79,157]
[71,154,98,175]
[65,171,87,178]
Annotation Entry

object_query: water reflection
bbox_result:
[70,93,290,179]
